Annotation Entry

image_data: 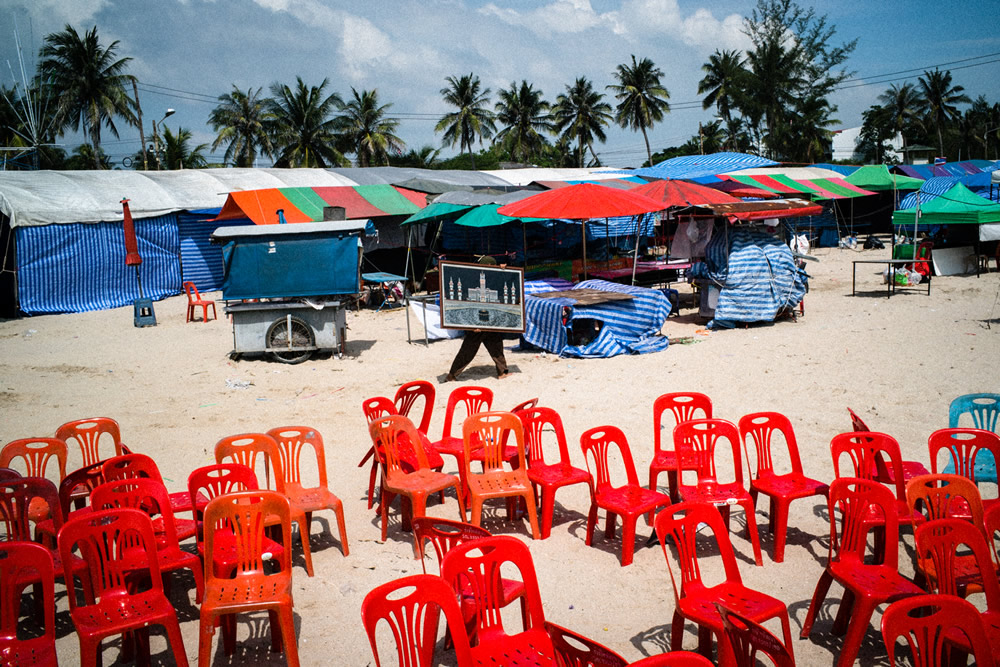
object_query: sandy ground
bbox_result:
[1,244,998,666]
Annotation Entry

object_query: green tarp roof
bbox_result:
[891,183,1000,226]
[453,204,545,228]
[846,165,924,191]
[401,202,471,225]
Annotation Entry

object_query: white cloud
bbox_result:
[479,0,623,36]
[618,0,749,51]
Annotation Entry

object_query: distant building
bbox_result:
[831,126,904,163]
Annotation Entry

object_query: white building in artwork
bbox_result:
[466,271,499,303]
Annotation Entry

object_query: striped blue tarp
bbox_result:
[178,209,241,292]
[898,175,999,209]
[16,214,181,315]
[523,279,671,358]
[618,152,778,180]
[697,227,806,328]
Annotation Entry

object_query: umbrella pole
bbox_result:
[421,222,444,292]
[521,222,528,268]
[631,214,642,285]
[581,221,588,281]
[404,226,413,287]
[134,266,145,300]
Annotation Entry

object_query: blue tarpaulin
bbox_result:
[617,152,778,181]
[178,208,238,292]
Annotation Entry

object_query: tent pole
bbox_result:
[421,222,443,292]
[631,214,642,285]
[521,221,528,268]
[581,221,588,280]
[404,225,413,287]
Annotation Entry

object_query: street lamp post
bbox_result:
[150,108,175,170]
[986,126,1000,161]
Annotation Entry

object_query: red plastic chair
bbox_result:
[266,426,350,559]
[649,392,713,504]
[882,594,995,667]
[430,385,494,493]
[59,508,189,666]
[361,396,400,509]
[183,280,216,323]
[0,468,19,481]
[34,460,106,546]
[441,535,557,663]
[394,380,436,435]
[987,503,1000,571]
[511,397,540,414]
[715,603,794,667]
[800,478,923,667]
[847,407,929,484]
[628,654,714,666]
[198,491,297,667]
[54,417,125,469]
[368,416,465,552]
[928,427,1000,513]
[581,425,671,567]
[90,478,205,604]
[674,419,763,566]
[518,407,591,539]
[0,542,58,667]
[544,621,627,666]
[0,437,67,526]
[738,413,828,563]
[463,411,540,539]
[361,573,473,667]
[654,502,793,667]
[102,453,197,541]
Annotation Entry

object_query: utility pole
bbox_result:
[132,80,148,170]
[698,122,704,155]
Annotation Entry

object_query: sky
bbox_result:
[2,0,999,169]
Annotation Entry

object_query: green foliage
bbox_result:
[494,80,553,164]
[209,86,274,167]
[333,88,404,167]
[391,145,441,168]
[268,77,347,168]
[919,69,971,158]
[552,77,613,168]
[65,142,111,169]
[435,73,496,169]
[607,55,670,167]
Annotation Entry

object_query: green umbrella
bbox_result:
[401,202,471,226]
[453,204,546,227]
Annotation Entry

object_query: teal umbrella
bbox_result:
[401,201,471,225]
[453,204,546,227]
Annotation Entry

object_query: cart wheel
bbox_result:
[266,316,314,364]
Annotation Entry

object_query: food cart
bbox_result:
[211,221,365,363]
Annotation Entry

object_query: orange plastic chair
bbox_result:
[738,412,829,563]
[800,478,923,667]
[361,573,474,667]
[882,594,996,667]
[715,603,795,667]
[580,425,671,567]
[0,542,58,667]
[183,281,216,323]
[394,380,436,434]
[847,407,929,484]
[266,426,349,559]
[215,433,316,576]
[54,417,125,469]
[545,621,627,666]
[0,437,67,526]
[654,502,793,667]
[361,396,399,509]
[368,416,465,552]
[90,478,205,604]
[649,392,712,504]
[518,407,591,539]
[674,419,763,566]
[102,453,197,541]
[430,385,494,491]
[462,411,540,539]
[59,508,189,666]
[198,491,297,667]
[441,535,557,663]
[929,427,1000,513]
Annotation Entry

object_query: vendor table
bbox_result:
[589,260,691,287]
[362,272,407,311]
[852,259,931,298]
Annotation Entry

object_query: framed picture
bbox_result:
[439,260,526,333]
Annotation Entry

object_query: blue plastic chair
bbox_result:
[944,393,1000,482]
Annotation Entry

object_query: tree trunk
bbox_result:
[937,125,945,159]
[641,126,652,168]
[578,138,585,168]
[91,122,103,169]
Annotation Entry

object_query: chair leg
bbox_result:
[454,482,467,523]
[470,497,483,529]
[620,516,637,566]
[539,487,556,539]
[522,491,541,540]
[268,609,283,652]
[605,512,616,539]
[740,499,763,566]
[800,570,833,638]
[163,616,190,667]
[667,470,679,504]
[648,470,660,524]
[835,598,877,667]
[778,610,795,665]
[585,504,598,546]
[198,613,216,667]
[296,515,314,577]
[367,459,379,510]
[332,502,349,557]
[771,499,791,563]
[833,589,855,636]
[278,605,300,667]
[671,611,685,651]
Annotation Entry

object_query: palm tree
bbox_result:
[698,49,747,147]
[493,81,553,164]
[607,55,670,167]
[209,86,274,167]
[37,25,136,169]
[393,145,441,168]
[436,73,495,170]
[744,37,802,158]
[66,142,111,169]
[790,94,840,162]
[919,69,971,158]
[334,88,404,167]
[268,77,346,167]
[552,77,613,168]
[877,83,924,157]
[160,126,209,169]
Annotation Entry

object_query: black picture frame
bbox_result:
[438,261,526,333]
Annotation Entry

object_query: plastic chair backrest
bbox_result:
[362,396,398,423]
[361,573,473,667]
[440,535,547,644]
[881,594,995,667]
[673,419,744,486]
[215,433,283,491]
[463,411,526,474]
[441,386,494,440]
[581,425,641,492]
[949,393,1000,432]
[203,490,291,580]
[915,518,1000,603]
[0,468,19,482]
[58,508,164,611]
[987,504,1000,570]
[0,438,67,483]
[91,478,182,551]
[511,398,540,414]
[0,542,56,656]
[847,407,870,432]
[411,516,492,574]
[187,463,259,513]
[831,431,907,500]
[653,392,712,457]
[544,621,628,667]
[183,281,201,302]
[629,654,715,667]
[101,452,165,485]
[0,477,61,540]
[715,603,794,667]
[827,478,900,567]
[369,415,431,476]
[55,417,124,468]
[738,412,804,479]
[394,381,435,434]
[905,473,984,526]
[519,406,573,469]
[266,426,328,489]
[654,502,743,607]
[58,461,105,517]
[928,427,1000,480]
